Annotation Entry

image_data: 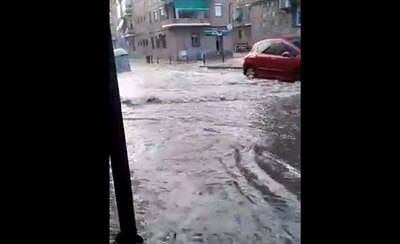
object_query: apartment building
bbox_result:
[231,0,301,51]
[110,0,135,53]
[110,0,301,58]
[131,0,234,61]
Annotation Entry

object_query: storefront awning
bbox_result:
[173,0,208,10]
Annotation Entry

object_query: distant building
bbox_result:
[231,0,300,51]
[110,1,119,48]
[109,0,301,59]
[110,0,135,53]
[130,0,234,61]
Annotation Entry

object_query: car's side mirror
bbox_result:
[281,51,291,58]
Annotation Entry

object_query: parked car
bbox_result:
[280,34,301,49]
[243,38,301,82]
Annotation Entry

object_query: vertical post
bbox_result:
[169,56,172,64]
[109,29,144,244]
[220,35,225,63]
[202,52,206,65]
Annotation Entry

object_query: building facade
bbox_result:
[129,0,234,61]
[231,0,300,51]
[110,0,135,53]
[110,0,301,58]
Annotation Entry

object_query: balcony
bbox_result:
[161,18,211,29]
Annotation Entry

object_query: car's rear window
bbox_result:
[255,40,271,54]
[289,37,300,49]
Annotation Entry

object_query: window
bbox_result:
[284,44,299,57]
[256,40,271,54]
[262,42,286,56]
[159,34,167,48]
[160,7,165,16]
[215,4,223,17]
[151,36,155,49]
[154,10,158,21]
[149,12,152,23]
[191,33,200,47]
[238,30,242,40]
[131,39,136,51]
[234,8,243,22]
[279,0,290,9]
[245,6,250,21]
[165,7,169,19]
[296,9,301,26]
[289,37,300,49]
[156,36,160,48]
[179,10,199,19]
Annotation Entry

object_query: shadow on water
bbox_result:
[253,94,300,170]
[249,94,301,199]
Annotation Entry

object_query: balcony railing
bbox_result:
[161,18,211,28]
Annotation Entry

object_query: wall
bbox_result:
[169,26,233,60]
[231,0,300,48]
[232,26,251,44]
[251,0,294,43]
[129,0,234,60]
[208,0,231,27]
[110,0,128,49]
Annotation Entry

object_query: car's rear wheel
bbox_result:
[245,68,255,79]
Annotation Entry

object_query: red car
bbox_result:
[243,38,301,82]
[281,34,301,49]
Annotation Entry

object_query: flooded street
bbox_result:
[111,62,300,244]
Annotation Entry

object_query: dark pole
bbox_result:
[220,35,225,63]
[109,29,144,244]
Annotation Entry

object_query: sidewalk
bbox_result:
[199,53,245,69]
[199,57,243,69]
[128,53,246,70]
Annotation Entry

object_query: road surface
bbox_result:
[110,62,301,244]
